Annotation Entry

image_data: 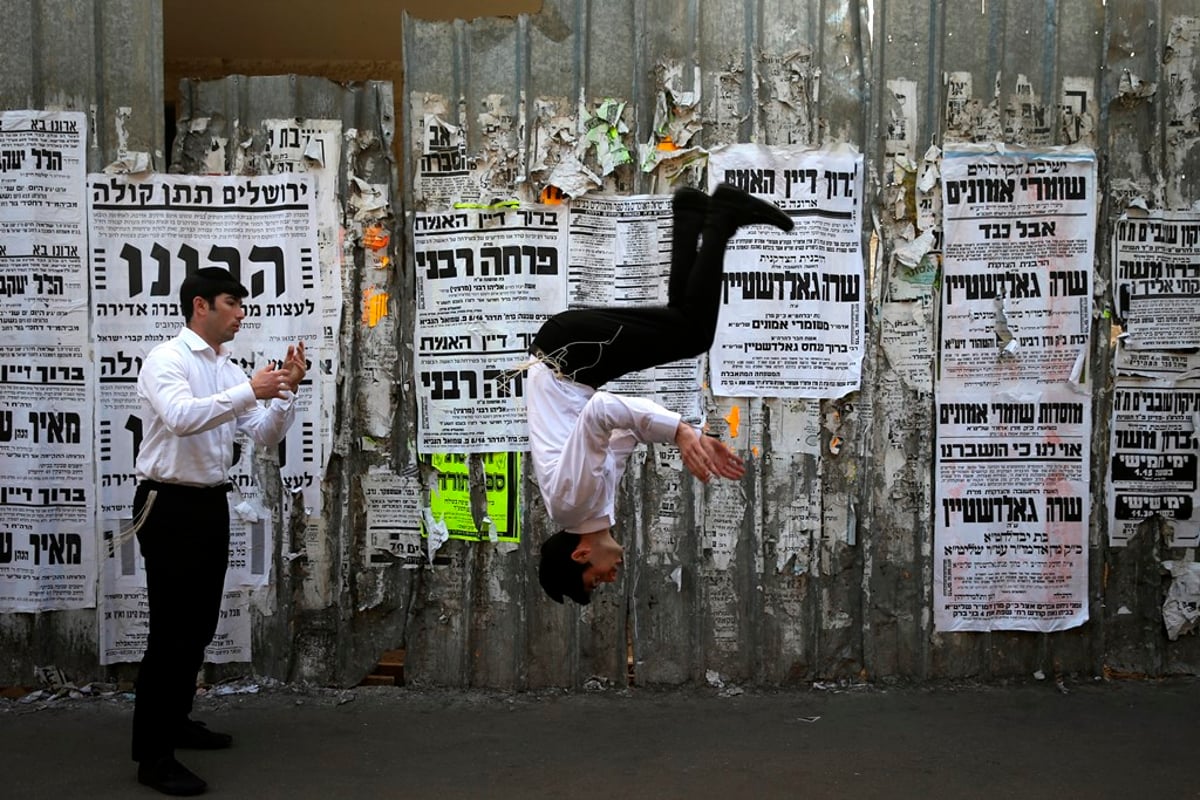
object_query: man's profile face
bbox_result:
[574,530,624,592]
[196,293,245,346]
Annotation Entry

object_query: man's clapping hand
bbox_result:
[283,341,307,391]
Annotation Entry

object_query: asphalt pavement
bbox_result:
[4,676,1198,799]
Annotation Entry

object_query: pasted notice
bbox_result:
[0,110,96,612]
[933,143,1095,633]
[1113,212,1200,351]
[706,145,865,399]
[938,146,1096,388]
[414,206,567,452]
[933,389,1089,631]
[428,453,520,542]
[1107,382,1200,547]
[87,173,323,522]
[362,470,423,563]
[99,506,262,665]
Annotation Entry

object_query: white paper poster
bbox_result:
[413,206,568,452]
[706,145,865,399]
[0,110,96,612]
[1107,211,1200,547]
[934,145,1096,632]
[1113,212,1200,351]
[87,173,323,522]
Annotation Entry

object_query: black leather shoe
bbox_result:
[175,719,233,750]
[710,183,794,232]
[137,756,207,796]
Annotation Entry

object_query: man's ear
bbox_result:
[193,296,208,317]
[570,540,591,564]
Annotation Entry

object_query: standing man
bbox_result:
[531,184,793,605]
[130,267,305,796]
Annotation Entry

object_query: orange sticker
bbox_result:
[657,135,678,152]
[363,225,390,250]
[724,404,741,439]
[540,185,564,205]
[363,288,389,327]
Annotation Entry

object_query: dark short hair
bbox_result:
[538,530,590,605]
[180,267,249,322]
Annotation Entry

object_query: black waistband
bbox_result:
[139,479,233,494]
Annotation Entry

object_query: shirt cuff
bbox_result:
[227,380,259,414]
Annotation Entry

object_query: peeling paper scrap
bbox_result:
[421,508,450,563]
[1161,561,1200,640]
[893,229,935,268]
[544,151,601,199]
[580,97,633,176]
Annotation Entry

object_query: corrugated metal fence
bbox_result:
[1,0,1198,689]
[397,0,1200,688]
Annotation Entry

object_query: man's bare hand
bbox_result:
[283,341,307,392]
[698,433,745,480]
[675,424,745,483]
[251,363,296,400]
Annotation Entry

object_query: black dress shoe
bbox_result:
[175,719,233,750]
[710,183,794,232]
[137,756,207,796]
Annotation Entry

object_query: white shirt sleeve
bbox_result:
[139,347,253,437]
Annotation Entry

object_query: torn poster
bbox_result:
[262,119,343,466]
[362,469,423,564]
[706,144,865,399]
[0,110,97,612]
[1161,560,1200,640]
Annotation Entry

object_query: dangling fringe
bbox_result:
[113,489,158,548]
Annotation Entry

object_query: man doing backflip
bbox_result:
[529,183,793,605]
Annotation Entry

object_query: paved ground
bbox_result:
[3,676,1198,799]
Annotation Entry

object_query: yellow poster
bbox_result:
[425,452,520,542]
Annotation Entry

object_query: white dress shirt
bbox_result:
[135,327,296,487]
[526,361,682,533]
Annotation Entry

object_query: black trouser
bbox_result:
[532,191,735,389]
[130,480,232,763]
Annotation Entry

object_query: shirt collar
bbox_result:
[179,326,228,359]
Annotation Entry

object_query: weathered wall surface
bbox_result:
[397,0,1200,688]
[1,0,1198,690]
[0,0,164,684]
